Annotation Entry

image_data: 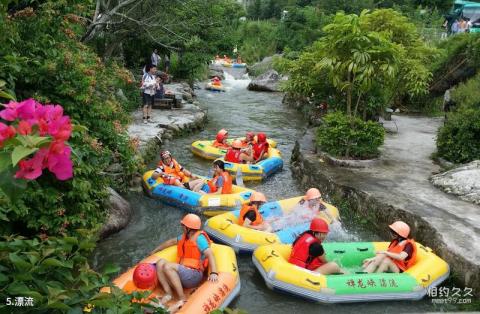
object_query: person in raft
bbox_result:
[224,139,254,164]
[198,160,233,195]
[151,151,205,192]
[252,132,269,162]
[241,131,255,148]
[296,188,337,223]
[212,129,230,149]
[362,221,417,273]
[288,218,344,274]
[238,191,272,232]
[151,214,218,312]
[211,76,222,86]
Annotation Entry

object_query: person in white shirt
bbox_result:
[141,65,157,123]
[151,49,160,67]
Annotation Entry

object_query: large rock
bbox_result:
[247,69,285,92]
[431,160,480,205]
[99,188,132,239]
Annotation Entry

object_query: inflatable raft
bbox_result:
[232,63,246,68]
[220,147,283,181]
[253,242,449,303]
[143,170,253,216]
[103,244,240,313]
[205,83,225,92]
[191,138,277,160]
[204,196,339,253]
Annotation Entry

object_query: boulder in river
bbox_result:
[247,69,285,92]
[99,187,132,239]
[431,160,480,205]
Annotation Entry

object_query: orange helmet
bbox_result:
[389,221,410,238]
[304,188,321,201]
[232,139,243,149]
[181,213,201,230]
[133,263,157,290]
[257,132,267,143]
[310,218,329,233]
[250,191,267,203]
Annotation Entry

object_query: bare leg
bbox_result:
[156,259,173,297]
[363,254,386,273]
[188,179,205,192]
[148,105,152,118]
[314,262,343,275]
[376,257,400,273]
[143,105,148,119]
[164,263,185,301]
[261,222,272,233]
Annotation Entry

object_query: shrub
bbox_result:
[0,234,165,313]
[316,112,385,159]
[451,72,480,110]
[437,108,480,164]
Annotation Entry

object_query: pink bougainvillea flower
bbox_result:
[17,120,32,135]
[49,140,66,154]
[47,146,73,180]
[0,122,16,144]
[16,98,37,120]
[50,116,72,141]
[0,101,19,121]
[14,149,48,180]
[36,104,64,122]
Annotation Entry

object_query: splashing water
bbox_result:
[223,71,251,90]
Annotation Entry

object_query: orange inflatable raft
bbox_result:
[103,244,240,313]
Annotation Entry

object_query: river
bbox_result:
[92,70,456,313]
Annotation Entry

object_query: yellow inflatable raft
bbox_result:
[191,138,278,160]
[204,196,339,253]
[143,170,253,216]
[253,242,449,303]
[104,243,240,313]
[205,83,225,92]
[220,147,283,181]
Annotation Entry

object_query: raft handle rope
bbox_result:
[265,237,276,244]
[232,263,237,272]
[421,274,431,283]
[306,278,320,286]
[356,247,369,252]
[333,250,346,254]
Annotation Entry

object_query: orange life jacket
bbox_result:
[157,159,186,183]
[288,232,325,270]
[238,204,263,226]
[253,142,269,160]
[212,140,229,149]
[387,238,417,271]
[207,171,232,194]
[225,148,242,163]
[177,230,212,271]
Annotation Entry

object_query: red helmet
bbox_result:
[216,129,228,142]
[310,218,329,233]
[246,132,255,140]
[133,263,157,290]
[257,132,267,143]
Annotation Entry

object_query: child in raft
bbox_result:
[268,188,336,232]
[237,191,272,232]
[362,221,417,273]
[224,139,254,164]
[212,129,230,149]
[197,160,233,195]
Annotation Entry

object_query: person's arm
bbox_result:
[203,248,218,282]
[151,237,177,254]
[211,176,224,195]
[378,250,408,261]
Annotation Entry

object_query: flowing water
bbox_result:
[92,70,456,313]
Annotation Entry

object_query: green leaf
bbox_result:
[0,90,15,100]
[7,281,30,295]
[72,124,88,133]
[0,273,8,283]
[102,263,120,276]
[42,258,73,268]
[0,152,11,173]
[9,253,32,271]
[11,146,38,166]
[47,301,71,310]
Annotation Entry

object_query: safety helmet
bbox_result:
[310,218,329,233]
[181,213,202,230]
[216,129,228,142]
[246,131,255,140]
[160,151,171,159]
[232,139,243,149]
[304,188,321,201]
[133,263,157,290]
[250,191,267,203]
[257,132,267,143]
[389,221,410,238]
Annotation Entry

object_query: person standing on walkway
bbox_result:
[141,64,157,124]
[443,87,455,124]
[451,19,460,34]
[151,49,161,67]
[164,54,170,74]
